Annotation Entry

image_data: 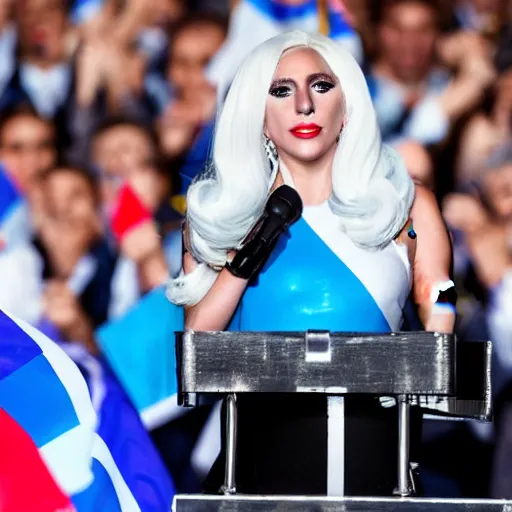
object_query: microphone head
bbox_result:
[266,185,303,225]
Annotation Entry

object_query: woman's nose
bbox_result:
[295,87,314,116]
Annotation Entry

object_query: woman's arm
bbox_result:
[182,184,303,331]
[183,251,249,331]
[411,185,456,333]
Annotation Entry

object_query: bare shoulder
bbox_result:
[411,184,440,219]
[410,184,452,284]
[410,184,448,245]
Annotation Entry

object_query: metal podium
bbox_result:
[172,330,510,511]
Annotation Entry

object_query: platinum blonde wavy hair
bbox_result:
[168,30,415,306]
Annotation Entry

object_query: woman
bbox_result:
[168,30,455,496]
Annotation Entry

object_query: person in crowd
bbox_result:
[455,66,512,185]
[36,166,114,341]
[157,12,229,211]
[0,104,56,197]
[90,117,181,315]
[158,12,228,163]
[444,146,512,373]
[128,157,183,276]
[436,144,512,497]
[368,0,495,148]
[91,117,158,203]
[0,105,57,254]
[1,0,74,123]
[71,0,187,129]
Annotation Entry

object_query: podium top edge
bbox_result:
[174,331,472,346]
[176,330,458,339]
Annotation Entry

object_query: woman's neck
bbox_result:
[279,150,334,206]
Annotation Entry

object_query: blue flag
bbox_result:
[96,287,185,430]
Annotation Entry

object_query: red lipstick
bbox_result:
[290,123,322,139]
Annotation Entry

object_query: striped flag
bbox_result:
[0,309,175,511]
[0,408,74,512]
[207,0,363,97]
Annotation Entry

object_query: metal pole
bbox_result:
[220,394,237,495]
[394,395,412,497]
[327,395,345,497]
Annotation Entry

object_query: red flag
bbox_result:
[0,408,75,512]
[110,183,153,242]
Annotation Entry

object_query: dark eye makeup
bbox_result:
[269,74,337,98]
[312,80,335,93]
[269,85,293,98]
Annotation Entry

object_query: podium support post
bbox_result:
[394,395,412,497]
[220,394,238,495]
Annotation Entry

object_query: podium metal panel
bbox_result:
[176,331,456,397]
[174,331,494,505]
[173,495,512,511]
[420,340,492,421]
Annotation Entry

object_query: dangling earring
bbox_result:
[336,122,345,143]
[263,135,279,176]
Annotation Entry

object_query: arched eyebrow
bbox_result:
[269,72,337,90]
[269,78,296,89]
[308,72,337,84]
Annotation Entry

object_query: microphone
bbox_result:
[255,184,303,244]
[226,185,303,280]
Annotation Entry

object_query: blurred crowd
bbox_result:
[0,0,511,501]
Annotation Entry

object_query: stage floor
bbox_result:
[173,495,512,511]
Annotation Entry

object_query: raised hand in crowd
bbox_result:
[75,38,107,108]
[110,181,169,291]
[456,69,512,184]
[109,0,184,49]
[443,166,512,290]
[437,29,497,122]
[157,82,217,159]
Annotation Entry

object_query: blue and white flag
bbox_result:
[96,287,185,431]
[0,309,175,511]
[207,0,363,97]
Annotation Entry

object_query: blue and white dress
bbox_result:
[229,200,411,333]
[207,201,421,497]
